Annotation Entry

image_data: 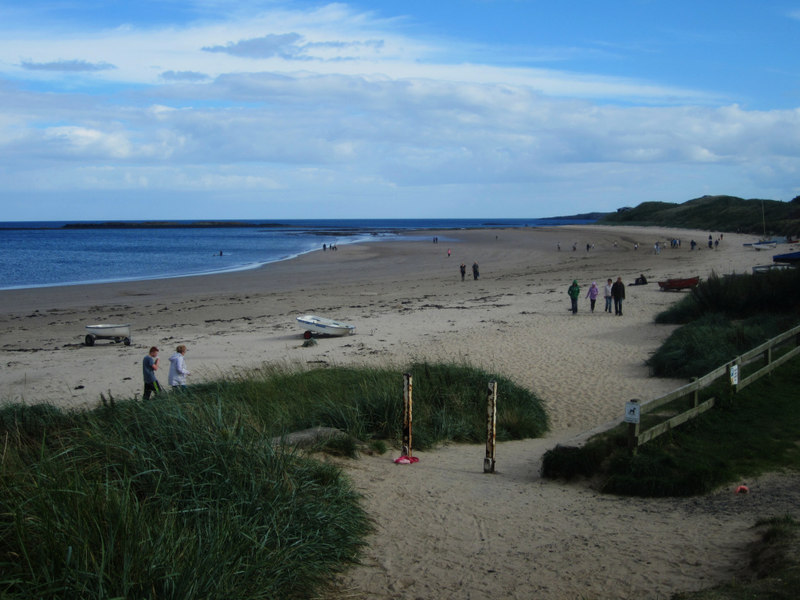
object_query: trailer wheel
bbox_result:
[85,334,95,346]
[114,337,122,343]
[303,330,312,339]
[123,337,131,346]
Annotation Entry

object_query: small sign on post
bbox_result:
[624,400,640,424]
[484,380,497,473]
[729,364,739,386]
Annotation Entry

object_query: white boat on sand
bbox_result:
[752,241,777,250]
[85,323,132,346]
[296,315,355,338]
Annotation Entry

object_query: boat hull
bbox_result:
[752,242,777,250]
[85,323,132,346]
[773,251,800,264]
[296,315,355,337]
[657,277,700,291]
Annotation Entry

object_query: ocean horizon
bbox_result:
[0,217,596,290]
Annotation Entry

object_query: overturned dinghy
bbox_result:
[296,315,355,339]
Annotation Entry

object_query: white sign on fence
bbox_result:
[624,400,640,424]
[730,364,739,386]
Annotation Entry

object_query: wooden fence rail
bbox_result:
[627,323,800,452]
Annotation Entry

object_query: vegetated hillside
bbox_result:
[600,195,800,237]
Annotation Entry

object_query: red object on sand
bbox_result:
[394,456,419,464]
[735,485,749,494]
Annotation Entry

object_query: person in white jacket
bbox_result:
[168,345,191,389]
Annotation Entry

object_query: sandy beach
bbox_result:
[1,224,798,599]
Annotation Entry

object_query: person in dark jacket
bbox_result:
[611,276,626,316]
[567,280,580,314]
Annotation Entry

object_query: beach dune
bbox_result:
[1,224,797,599]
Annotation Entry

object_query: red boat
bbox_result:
[657,276,700,291]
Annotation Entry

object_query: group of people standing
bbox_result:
[142,344,191,399]
[459,262,480,280]
[567,277,626,316]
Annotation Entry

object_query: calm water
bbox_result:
[0,218,593,290]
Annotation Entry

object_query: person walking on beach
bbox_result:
[567,280,580,314]
[472,262,480,280]
[168,344,191,390]
[460,263,466,281]
[604,278,613,313]
[611,276,626,316]
[142,346,161,399]
[585,281,599,312]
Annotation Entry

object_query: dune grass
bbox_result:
[648,270,800,378]
[0,361,547,599]
[187,361,549,449]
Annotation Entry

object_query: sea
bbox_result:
[0,218,595,291]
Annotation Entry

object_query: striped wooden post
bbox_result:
[484,380,497,473]
[402,373,413,457]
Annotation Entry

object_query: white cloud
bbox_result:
[0,1,797,219]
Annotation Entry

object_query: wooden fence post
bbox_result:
[625,399,640,455]
[484,380,497,473]
[402,373,413,457]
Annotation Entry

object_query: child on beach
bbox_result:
[604,278,613,313]
[585,281,599,312]
[567,280,580,314]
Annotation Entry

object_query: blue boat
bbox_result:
[772,251,800,264]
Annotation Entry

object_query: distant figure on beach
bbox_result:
[630,274,647,286]
[323,244,327,251]
[586,243,591,252]
[611,277,626,316]
[557,242,561,251]
[690,239,697,250]
[219,250,223,256]
[448,248,451,258]
[708,235,713,249]
[460,263,466,281]
[142,346,161,400]
[572,243,577,251]
[472,262,479,280]
[634,243,638,251]
[604,278,613,313]
[168,345,190,390]
[567,280,580,314]
[585,281,599,312]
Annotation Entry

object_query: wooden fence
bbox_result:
[626,323,800,452]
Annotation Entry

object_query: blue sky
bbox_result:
[1,0,798,220]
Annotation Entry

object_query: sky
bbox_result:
[0,0,799,221]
